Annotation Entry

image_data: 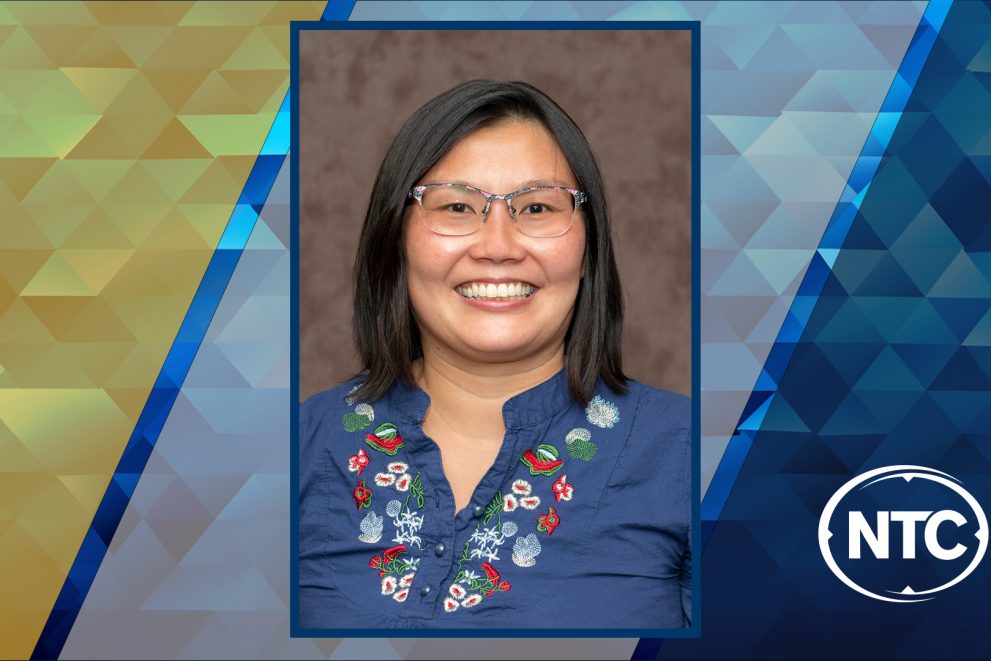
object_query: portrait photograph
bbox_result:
[293,23,697,635]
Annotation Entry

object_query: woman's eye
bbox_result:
[447,203,472,213]
[522,204,547,214]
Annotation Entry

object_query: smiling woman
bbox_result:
[298,80,691,631]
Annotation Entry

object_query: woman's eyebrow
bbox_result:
[516,178,575,189]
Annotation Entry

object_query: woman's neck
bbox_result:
[414,348,565,432]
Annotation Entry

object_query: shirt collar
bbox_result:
[388,366,574,430]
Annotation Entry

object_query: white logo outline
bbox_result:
[818,465,989,603]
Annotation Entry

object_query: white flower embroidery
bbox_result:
[586,395,619,428]
[444,597,459,612]
[467,524,515,562]
[449,584,467,599]
[387,461,408,474]
[395,473,411,492]
[374,473,396,487]
[392,507,424,549]
[399,573,415,589]
[381,576,397,595]
[354,402,375,421]
[503,494,518,512]
[512,533,543,568]
[518,495,541,510]
[566,428,591,444]
[344,385,360,406]
[460,570,480,583]
[461,594,482,608]
[511,479,532,496]
[393,588,409,603]
[358,511,383,543]
[385,499,402,518]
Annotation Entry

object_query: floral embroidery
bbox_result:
[468,520,516,562]
[480,562,512,596]
[586,395,619,428]
[393,588,409,602]
[369,544,417,577]
[512,533,542,567]
[503,494,518,512]
[387,461,408,473]
[359,510,384,543]
[552,474,574,502]
[344,401,375,432]
[381,575,397,594]
[444,492,516,612]
[518,495,540,509]
[536,506,561,536]
[395,474,411,491]
[347,448,370,474]
[374,473,396,487]
[365,422,404,455]
[511,479,532,496]
[386,499,424,550]
[353,480,372,510]
[565,427,598,461]
[520,444,563,476]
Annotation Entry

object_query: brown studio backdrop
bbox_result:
[299,28,691,401]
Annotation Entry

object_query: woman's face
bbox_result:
[405,120,586,366]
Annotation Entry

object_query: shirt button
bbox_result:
[420,585,431,597]
[434,542,446,556]
[472,504,484,517]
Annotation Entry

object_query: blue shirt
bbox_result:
[298,367,691,630]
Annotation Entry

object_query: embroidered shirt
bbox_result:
[298,367,691,630]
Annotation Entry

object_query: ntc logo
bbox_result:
[818,465,988,603]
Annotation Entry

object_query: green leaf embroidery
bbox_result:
[343,412,371,433]
[483,491,502,524]
[567,437,598,461]
[410,474,425,508]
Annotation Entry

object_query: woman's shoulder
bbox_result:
[628,379,690,431]
[298,375,373,457]
[300,376,365,422]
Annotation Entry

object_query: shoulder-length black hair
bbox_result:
[350,79,627,406]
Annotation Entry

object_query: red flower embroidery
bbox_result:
[520,444,563,476]
[536,505,561,536]
[480,562,512,596]
[352,480,372,510]
[347,448,370,475]
[552,474,574,502]
[382,544,407,563]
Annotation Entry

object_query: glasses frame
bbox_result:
[408,182,587,238]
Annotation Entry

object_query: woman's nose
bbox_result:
[470,198,526,261]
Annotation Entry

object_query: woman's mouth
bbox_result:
[455,281,536,301]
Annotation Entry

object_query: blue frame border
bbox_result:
[290,19,702,640]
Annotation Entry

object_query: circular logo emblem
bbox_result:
[818,465,988,603]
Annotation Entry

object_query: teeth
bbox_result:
[456,282,535,300]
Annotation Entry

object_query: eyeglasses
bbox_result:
[408,182,586,238]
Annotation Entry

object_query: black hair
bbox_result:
[350,79,627,406]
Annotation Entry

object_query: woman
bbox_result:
[299,80,691,629]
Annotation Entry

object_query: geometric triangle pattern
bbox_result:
[662,0,991,657]
[0,0,949,660]
[0,2,322,659]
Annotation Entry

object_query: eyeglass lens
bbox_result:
[418,186,578,238]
